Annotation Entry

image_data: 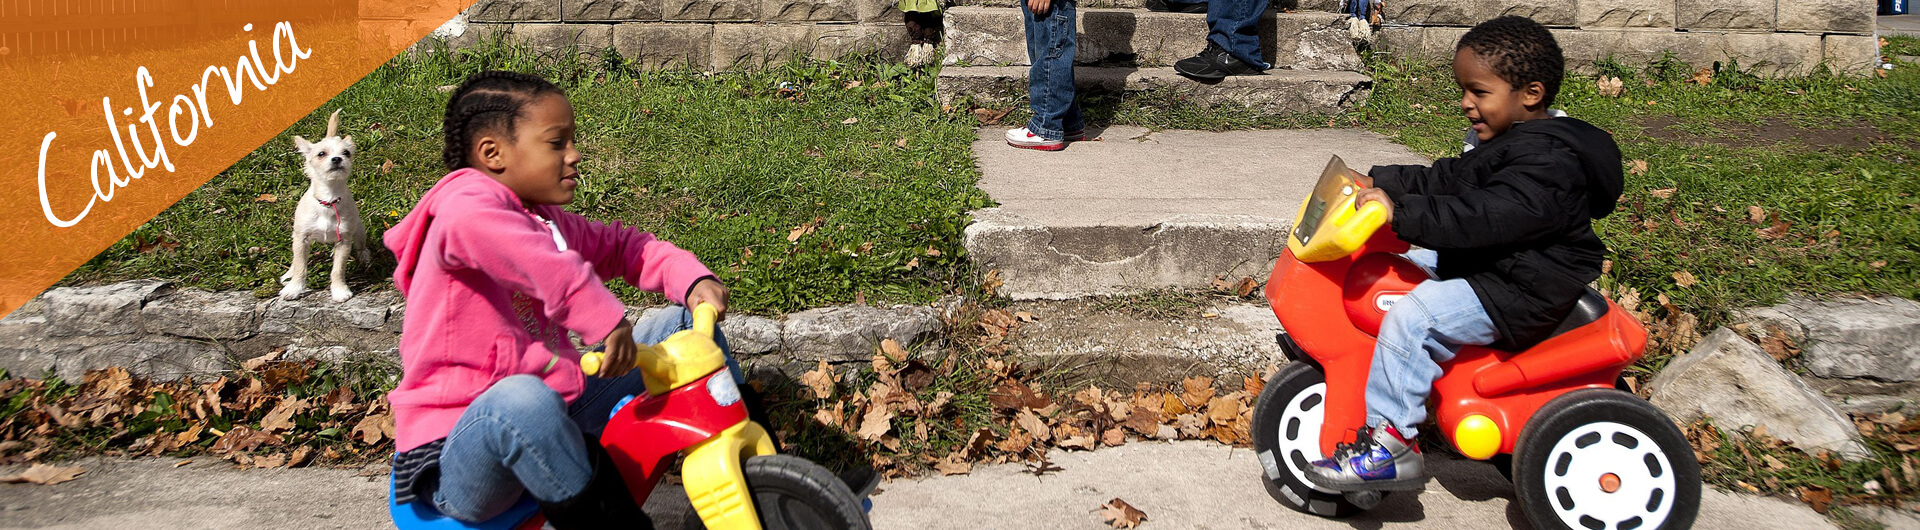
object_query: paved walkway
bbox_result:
[2,442,1836,529]
[1884,14,1920,37]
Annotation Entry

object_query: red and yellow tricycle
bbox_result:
[1249,157,1701,530]
[390,303,872,530]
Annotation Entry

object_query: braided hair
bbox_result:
[441,70,565,171]
[1456,16,1564,108]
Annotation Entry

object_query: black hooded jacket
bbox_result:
[1369,117,1625,351]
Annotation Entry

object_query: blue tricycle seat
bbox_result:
[389,474,541,530]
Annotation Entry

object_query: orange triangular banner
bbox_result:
[0,0,472,318]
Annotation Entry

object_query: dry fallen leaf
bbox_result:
[857,406,895,441]
[380,159,395,174]
[799,361,836,400]
[1747,205,1766,224]
[255,193,277,203]
[259,398,307,434]
[1597,76,1626,98]
[1016,409,1052,442]
[1232,277,1259,297]
[1801,486,1833,514]
[1672,271,1698,288]
[0,464,85,485]
[1649,187,1674,199]
[934,452,973,476]
[1014,311,1037,323]
[1630,159,1650,175]
[1101,497,1148,528]
[1689,67,1714,85]
[840,117,859,125]
[352,413,393,445]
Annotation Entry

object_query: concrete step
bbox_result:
[938,65,1371,115]
[1004,299,1289,386]
[962,126,1431,299]
[943,6,1362,70]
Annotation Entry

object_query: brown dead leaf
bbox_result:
[212,425,282,454]
[1597,76,1626,98]
[1016,409,1052,442]
[380,159,395,174]
[988,380,1050,411]
[1800,486,1833,514]
[0,464,84,485]
[1179,376,1216,409]
[255,193,277,203]
[1757,215,1791,239]
[787,218,821,242]
[1101,497,1148,528]
[352,413,393,445]
[1233,277,1259,297]
[286,446,313,468]
[259,398,307,434]
[1102,428,1127,447]
[935,452,973,476]
[894,138,908,149]
[813,402,846,430]
[1630,160,1650,175]
[800,361,836,400]
[253,453,287,469]
[1746,205,1766,224]
[857,406,895,441]
[1689,67,1714,86]
[840,117,859,125]
[1672,271,1697,288]
[972,107,1013,125]
[880,339,909,364]
[1649,187,1675,199]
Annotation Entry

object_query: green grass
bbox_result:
[62,38,989,313]
[1886,35,1920,58]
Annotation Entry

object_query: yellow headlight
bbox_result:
[1454,414,1502,460]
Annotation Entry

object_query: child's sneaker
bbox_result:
[1006,127,1067,151]
[1305,424,1429,491]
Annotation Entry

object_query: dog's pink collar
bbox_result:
[317,196,346,242]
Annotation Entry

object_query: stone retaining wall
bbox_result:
[419,0,910,70]
[0,281,945,382]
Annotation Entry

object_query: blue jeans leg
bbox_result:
[434,375,593,522]
[569,305,745,439]
[1023,0,1082,140]
[1205,0,1271,70]
[1363,250,1498,438]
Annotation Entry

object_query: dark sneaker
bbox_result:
[1172,42,1262,80]
[1305,424,1429,491]
[1144,0,1208,13]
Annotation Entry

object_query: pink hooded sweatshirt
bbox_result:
[384,168,715,452]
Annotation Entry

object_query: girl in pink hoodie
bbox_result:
[383,71,732,528]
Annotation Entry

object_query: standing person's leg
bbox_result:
[1010,0,1079,149]
[433,375,593,522]
[1176,0,1269,78]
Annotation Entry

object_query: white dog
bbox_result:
[281,109,370,302]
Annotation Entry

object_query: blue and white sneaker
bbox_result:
[1305,424,1429,491]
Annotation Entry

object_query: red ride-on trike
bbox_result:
[1248,157,1700,529]
[389,303,873,530]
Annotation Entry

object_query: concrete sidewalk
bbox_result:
[0,442,1836,529]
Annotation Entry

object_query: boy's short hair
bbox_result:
[1456,16,1565,107]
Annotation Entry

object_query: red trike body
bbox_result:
[1264,227,1649,458]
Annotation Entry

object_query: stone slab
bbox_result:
[1578,0,1677,27]
[508,23,616,54]
[1779,0,1876,33]
[1823,34,1881,76]
[141,289,262,340]
[463,0,559,21]
[1004,300,1287,385]
[1650,328,1870,459]
[761,0,856,21]
[42,280,169,337]
[937,66,1372,115]
[564,0,664,21]
[665,0,757,21]
[962,126,1426,297]
[1473,0,1576,27]
[614,23,715,69]
[869,441,1838,530]
[942,7,1360,70]
[781,305,942,362]
[711,24,903,70]
[1676,0,1776,30]
[1733,297,1920,383]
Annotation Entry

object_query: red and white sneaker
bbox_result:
[1006,127,1067,151]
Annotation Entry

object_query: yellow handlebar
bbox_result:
[580,303,728,395]
[690,302,718,338]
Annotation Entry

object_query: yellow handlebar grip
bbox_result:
[581,351,605,376]
[691,302,719,338]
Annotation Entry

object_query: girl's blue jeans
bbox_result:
[1364,250,1499,438]
[1023,0,1083,140]
[431,305,742,522]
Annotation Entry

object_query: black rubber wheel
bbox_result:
[684,455,871,530]
[1513,389,1701,530]
[1491,453,1515,483]
[1249,363,1364,518]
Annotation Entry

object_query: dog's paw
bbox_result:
[279,282,307,300]
[279,272,294,284]
[330,285,354,302]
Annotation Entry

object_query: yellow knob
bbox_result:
[581,352,604,376]
[1454,414,1502,460]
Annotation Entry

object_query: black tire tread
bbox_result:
[1513,388,1701,530]
[684,454,871,530]
[1250,363,1363,518]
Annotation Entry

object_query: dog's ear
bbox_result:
[292,135,311,152]
[342,136,354,150]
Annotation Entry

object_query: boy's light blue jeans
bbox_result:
[1365,250,1499,438]
[1023,0,1083,140]
[431,305,740,522]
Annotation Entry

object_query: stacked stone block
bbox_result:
[1375,0,1880,76]
[423,0,910,70]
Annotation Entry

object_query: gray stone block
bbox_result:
[942,8,1359,70]
[43,280,170,337]
[855,0,904,24]
[1578,0,1676,27]
[761,0,856,21]
[9,335,227,382]
[1385,0,1473,26]
[1822,34,1881,76]
[142,289,262,340]
[1650,328,1869,459]
[720,315,782,356]
[1734,297,1920,383]
[665,0,757,21]
[711,23,813,69]
[261,292,395,335]
[510,23,617,54]
[782,306,942,362]
[466,0,560,21]
[813,24,908,61]
[565,0,664,21]
[1676,0,1775,30]
[0,299,47,344]
[1475,0,1576,26]
[615,23,715,69]
[1777,0,1875,34]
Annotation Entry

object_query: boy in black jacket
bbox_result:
[1306,15,1625,491]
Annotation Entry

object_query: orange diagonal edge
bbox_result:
[0,0,473,319]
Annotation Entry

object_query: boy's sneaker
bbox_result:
[1305,424,1429,491]
[1173,42,1263,80]
[1006,127,1068,151]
